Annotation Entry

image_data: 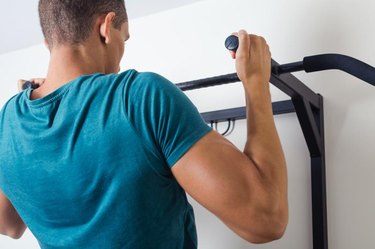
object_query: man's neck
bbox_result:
[31,44,105,100]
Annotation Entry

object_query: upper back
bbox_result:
[0,70,207,248]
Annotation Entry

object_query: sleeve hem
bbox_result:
[167,126,212,168]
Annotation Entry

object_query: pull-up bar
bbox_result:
[176,53,375,115]
[176,54,375,91]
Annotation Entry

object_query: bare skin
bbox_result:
[0,192,26,239]
[2,14,288,243]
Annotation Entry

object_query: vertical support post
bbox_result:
[310,95,328,249]
[311,155,328,249]
[293,95,328,249]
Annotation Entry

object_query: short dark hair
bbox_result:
[38,0,128,47]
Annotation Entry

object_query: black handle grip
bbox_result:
[225,35,239,52]
[22,81,37,90]
[303,54,375,85]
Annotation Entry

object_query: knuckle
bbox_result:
[249,34,258,40]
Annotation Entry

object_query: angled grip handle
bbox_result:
[303,54,375,85]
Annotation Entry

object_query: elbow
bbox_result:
[0,225,26,240]
[241,210,289,244]
[9,229,26,240]
[259,217,288,243]
[245,221,287,244]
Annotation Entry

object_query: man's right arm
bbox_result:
[171,31,288,243]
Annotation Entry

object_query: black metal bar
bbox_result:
[290,93,328,249]
[177,73,239,91]
[304,54,375,85]
[177,60,320,108]
[291,94,327,249]
[291,97,322,156]
[271,60,321,108]
[311,156,328,249]
[272,61,304,75]
[200,100,295,123]
[176,62,306,91]
[311,95,328,249]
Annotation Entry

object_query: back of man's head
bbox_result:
[39,0,127,48]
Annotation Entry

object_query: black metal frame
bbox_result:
[176,59,328,249]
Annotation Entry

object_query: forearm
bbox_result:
[244,79,286,176]
[243,77,288,221]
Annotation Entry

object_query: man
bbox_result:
[0,0,288,248]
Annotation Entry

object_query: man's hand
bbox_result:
[231,30,271,93]
[17,78,45,92]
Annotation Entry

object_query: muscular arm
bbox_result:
[0,191,27,239]
[172,31,288,243]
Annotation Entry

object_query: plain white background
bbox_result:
[1,0,375,248]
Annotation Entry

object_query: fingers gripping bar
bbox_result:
[225,35,375,85]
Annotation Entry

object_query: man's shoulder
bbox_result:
[125,71,179,94]
[70,70,178,105]
[84,69,168,90]
[123,70,171,86]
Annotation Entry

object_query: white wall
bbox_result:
[1,0,375,248]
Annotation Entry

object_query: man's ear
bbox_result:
[99,12,116,44]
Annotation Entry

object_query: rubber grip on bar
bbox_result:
[303,54,375,85]
[225,35,239,52]
[22,81,37,90]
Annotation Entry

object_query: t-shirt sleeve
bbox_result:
[124,72,212,168]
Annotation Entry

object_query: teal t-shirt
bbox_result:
[0,70,211,249]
